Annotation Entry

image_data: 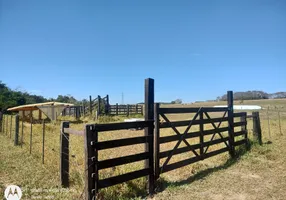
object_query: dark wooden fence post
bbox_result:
[89,95,92,115]
[60,121,70,187]
[253,112,262,145]
[105,95,109,114]
[154,103,160,180]
[116,103,119,115]
[97,95,101,116]
[127,104,130,117]
[200,111,204,159]
[227,91,235,157]
[144,78,155,195]
[14,115,19,145]
[84,124,97,200]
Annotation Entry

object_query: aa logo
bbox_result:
[4,185,22,200]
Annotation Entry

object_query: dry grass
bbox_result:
[0,99,285,200]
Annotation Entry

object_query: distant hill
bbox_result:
[218,91,286,101]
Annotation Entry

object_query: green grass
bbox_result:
[0,99,285,199]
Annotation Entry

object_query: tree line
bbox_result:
[218,91,286,101]
[0,81,84,112]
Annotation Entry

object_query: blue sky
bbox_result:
[0,0,285,104]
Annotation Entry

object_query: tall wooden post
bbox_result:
[144,78,154,194]
[253,112,262,145]
[84,124,98,200]
[227,91,235,157]
[200,111,204,159]
[154,103,160,180]
[14,115,19,145]
[60,121,69,187]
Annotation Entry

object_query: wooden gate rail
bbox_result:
[154,91,249,179]
[154,105,232,178]
[84,78,155,200]
[84,120,154,200]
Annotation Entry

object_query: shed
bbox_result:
[7,102,74,121]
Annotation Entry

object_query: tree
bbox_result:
[171,99,182,104]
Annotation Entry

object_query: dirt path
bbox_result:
[153,134,286,200]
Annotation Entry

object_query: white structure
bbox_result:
[213,105,262,110]
[124,118,144,122]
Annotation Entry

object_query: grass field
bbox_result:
[0,99,285,200]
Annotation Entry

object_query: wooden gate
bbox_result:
[154,91,248,179]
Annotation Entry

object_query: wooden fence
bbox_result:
[153,101,248,178]
[108,104,143,116]
[61,94,143,119]
[59,79,250,200]
[0,79,272,200]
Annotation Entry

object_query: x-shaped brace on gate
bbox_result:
[203,111,229,154]
[160,108,202,173]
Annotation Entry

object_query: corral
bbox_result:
[0,78,285,200]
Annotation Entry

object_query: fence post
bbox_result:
[253,112,262,145]
[240,112,248,148]
[84,124,98,200]
[0,111,2,133]
[10,115,13,139]
[200,110,204,159]
[89,95,92,115]
[14,115,19,145]
[6,114,8,135]
[1,114,4,133]
[144,78,155,195]
[127,104,130,117]
[154,103,160,180]
[135,104,138,114]
[227,91,235,158]
[267,107,271,139]
[21,118,24,148]
[116,103,119,115]
[30,117,33,154]
[278,110,282,135]
[97,95,101,116]
[42,120,45,164]
[106,94,109,114]
[60,121,69,187]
